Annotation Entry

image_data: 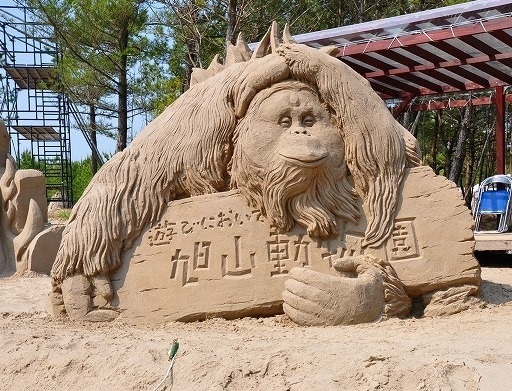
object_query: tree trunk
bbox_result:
[117,26,129,152]
[226,0,237,45]
[431,110,440,173]
[89,104,98,174]
[463,125,476,209]
[182,2,201,91]
[409,111,421,138]
[449,105,473,184]
[402,111,411,130]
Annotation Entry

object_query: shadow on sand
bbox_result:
[476,251,512,305]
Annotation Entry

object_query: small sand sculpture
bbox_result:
[49,24,480,324]
[0,120,63,276]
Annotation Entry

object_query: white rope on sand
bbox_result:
[151,340,179,391]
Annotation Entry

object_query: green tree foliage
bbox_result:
[19,150,33,169]
[154,0,467,94]
[399,91,503,207]
[17,151,77,200]
[71,157,94,203]
[23,0,171,152]
[130,23,182,117]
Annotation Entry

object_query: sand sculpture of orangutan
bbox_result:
[50,23,479,324]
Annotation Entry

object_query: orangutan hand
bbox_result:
[275,43,374,118]
[233,53,290,117]
[276,43,340,93]
[282,256,385,326]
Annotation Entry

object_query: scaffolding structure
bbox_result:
[0,5,73,206]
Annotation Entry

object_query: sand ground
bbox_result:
[1,266,512,391]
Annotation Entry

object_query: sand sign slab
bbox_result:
[112,166,479,323]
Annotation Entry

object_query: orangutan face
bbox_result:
[241,87,345,173]
[231,82,359,238]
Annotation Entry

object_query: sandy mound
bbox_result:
[1,267,512,391]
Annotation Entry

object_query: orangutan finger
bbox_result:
[333,256,370,275]
[235,54,290,117]
[288,267,338,291]
[91,275,113,302]
[282,290,325,315]
[283,302,331,327]
[284,278,332,303]
[282,289,340,324]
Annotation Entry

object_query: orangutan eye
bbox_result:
[279,116,292,128]
[302,115,315,127]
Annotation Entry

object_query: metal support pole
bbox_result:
[495,85,506,174]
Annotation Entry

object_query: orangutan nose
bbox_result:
[291,127,310,136]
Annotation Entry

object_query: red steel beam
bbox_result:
[340,58,374,74]
[371,78,487,99]
[382,49,422,67]
[337,17,512,57]
[496,85,506,174]
[500,57,512,69]
[375,75,423,95]
[369,74,499,99]
[350,52,395,70]
[471,62,512,86]
[420,69,466,91]
[444,66,490,90]
[400,45,447,64]
[367,81,400,98]
[396,72,444,93]
[431,40,472,61]
[489,30,512,47]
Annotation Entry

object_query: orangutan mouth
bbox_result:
[278,153,328,167]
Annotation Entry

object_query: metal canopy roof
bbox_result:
[293,0,512,100]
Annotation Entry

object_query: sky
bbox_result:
[70,127,118,161]
[68,111,148,161]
